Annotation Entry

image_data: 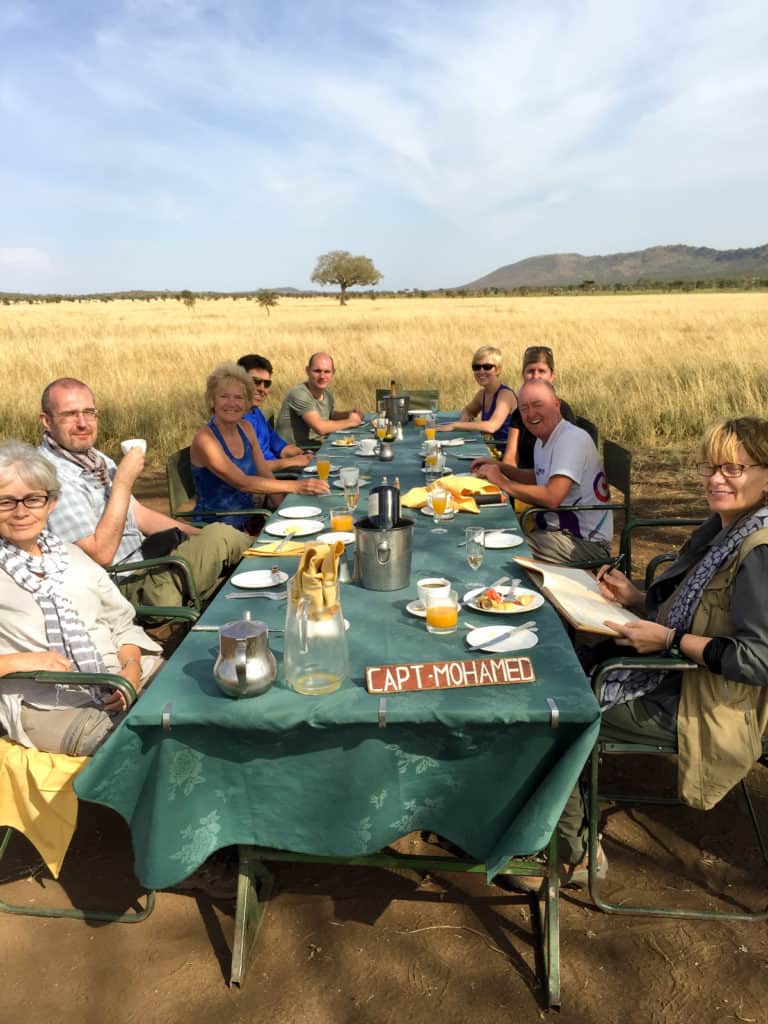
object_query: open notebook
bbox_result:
[513,556,641,636]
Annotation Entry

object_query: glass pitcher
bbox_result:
[283,594,348,696]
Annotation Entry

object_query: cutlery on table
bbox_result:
[225,590,287,600]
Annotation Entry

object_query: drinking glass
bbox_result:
[316,458,331,481]
[430,486,451,534]
[465,527,485,573]
[425,589,459,635]
[425,412,436,442]
[339,466,360,512]
[331,507,354,532]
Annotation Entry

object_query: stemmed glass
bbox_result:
[339,466,360,513]
[465,527,485,574]
[430,485,451,534]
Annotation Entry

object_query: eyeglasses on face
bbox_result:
[0,493,51,512]
[696,462,765,478]
[471,363,497,371]
[249,377,272,389]
[53,408,98,422]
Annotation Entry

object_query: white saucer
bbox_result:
[465,626,539,653]
[231,569,289,589]
[317,531,356,545]
[356,451,378,458]
[405,600,426,618]
[264,519,324,538]
[277,505,323,519]
[484,531,524,549]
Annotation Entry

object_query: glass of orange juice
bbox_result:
[430,485,452,533]
[330,508,354,532]
[425,589,459,634]
[316,458,331,481]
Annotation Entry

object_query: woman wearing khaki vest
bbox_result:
[509,417,768,892]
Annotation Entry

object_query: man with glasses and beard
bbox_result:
[236,354,313,473]
[37,377,250,609]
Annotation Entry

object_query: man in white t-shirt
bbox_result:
[275,352,364,449]
[473,379,612,564]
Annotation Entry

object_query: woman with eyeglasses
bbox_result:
[509,417,768,892]
[0,440,162,754]
[190,362,329,531]
[436,346,517,448]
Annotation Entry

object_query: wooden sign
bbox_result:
[365,656,535,694]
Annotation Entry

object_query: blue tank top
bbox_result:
[481,384,515,445]
[192,420,258,528]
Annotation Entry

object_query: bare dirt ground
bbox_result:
[2,452,767,1024]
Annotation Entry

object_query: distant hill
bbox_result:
[462,244,768,289]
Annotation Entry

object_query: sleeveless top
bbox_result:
[192,420,258,528]
[480,383,515,445]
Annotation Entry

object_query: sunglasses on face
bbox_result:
[472,363,497,371]
[250,377,272,388]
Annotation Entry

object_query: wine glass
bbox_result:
[340,465,360,512]
[465,527,485,574]
[431,486,451,534]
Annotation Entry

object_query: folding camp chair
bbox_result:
[166,446,270,527]
[586,656,768,921]
[0,671,154,922]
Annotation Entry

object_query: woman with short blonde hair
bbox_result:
[437,346,517,447]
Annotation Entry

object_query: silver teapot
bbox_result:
[213,611,277,698]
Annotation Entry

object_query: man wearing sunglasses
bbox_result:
[237,354,313,472]
[38,377,249,609]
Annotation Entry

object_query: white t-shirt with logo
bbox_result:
[533,419,612,542]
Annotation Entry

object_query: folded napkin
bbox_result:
[401,475,503,514]
[245,540,306,557]
[290,541,345,615]
[0,738,87,878]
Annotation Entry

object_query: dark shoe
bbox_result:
[167,852,239,900]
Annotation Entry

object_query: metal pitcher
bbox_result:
[213,611,277,698]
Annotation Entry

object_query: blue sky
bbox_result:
[1,0,766,292]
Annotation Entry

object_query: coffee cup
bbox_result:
[358,438,377,455]
[417,577,451,607]
[121,438,147,455]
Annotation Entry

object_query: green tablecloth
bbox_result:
[75,423,600,889]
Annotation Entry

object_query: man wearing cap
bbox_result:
[236,353,313,472]
[38,377,250,609]
[276,352,364,450]
[473,379,612,565]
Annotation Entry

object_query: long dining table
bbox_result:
[74,417,600,1007]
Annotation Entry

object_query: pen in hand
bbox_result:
[595,554,625,583]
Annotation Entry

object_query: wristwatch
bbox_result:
[667,627,687,657]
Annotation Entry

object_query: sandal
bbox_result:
[560,843,608,890]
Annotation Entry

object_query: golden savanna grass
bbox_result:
[1,293,767,468]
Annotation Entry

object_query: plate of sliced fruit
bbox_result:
[462,585,544,615]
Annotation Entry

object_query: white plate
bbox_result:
[440,438,465,447]
[466,626,539,654]
[332,477,370,489]
[483,531,524,549]
[264,519,325,538]
[277,505,323,519]
[421,465,453,474]
[317,531,356,545]
[420,506,456,519]
[410,409,431,417]
[463,585,545,615]
[231,569,289,589]
[405,599,426,618]
[303,464,335,475]
[331,439,357,448]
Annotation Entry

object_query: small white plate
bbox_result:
[356,450,378,458]
[331,439,357,448]
[405,599,426,618]
[440,438,465,447]
[463,585,545,615]
[317,531,356,545]
[277,505,323,519]
[420,506,456,519]
[332,477,370,489]
[483,531,524,549]
[231,569,289,590]
[421,465,453,474]
[466,626,539,654]
[303,464,336,475]
[410,409,431,417]
[264,519,325,538]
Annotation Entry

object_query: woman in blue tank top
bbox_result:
[436,346,517,448]
[190,364,329,532]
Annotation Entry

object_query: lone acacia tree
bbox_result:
[256,289,279,316]
[311,250,382,305]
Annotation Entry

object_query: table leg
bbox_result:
[536,830,561,1009]
[229,845,275,988]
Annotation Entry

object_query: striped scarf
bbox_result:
[0,531,107,674]
[600,507,768,710]
[41,431,111,488]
